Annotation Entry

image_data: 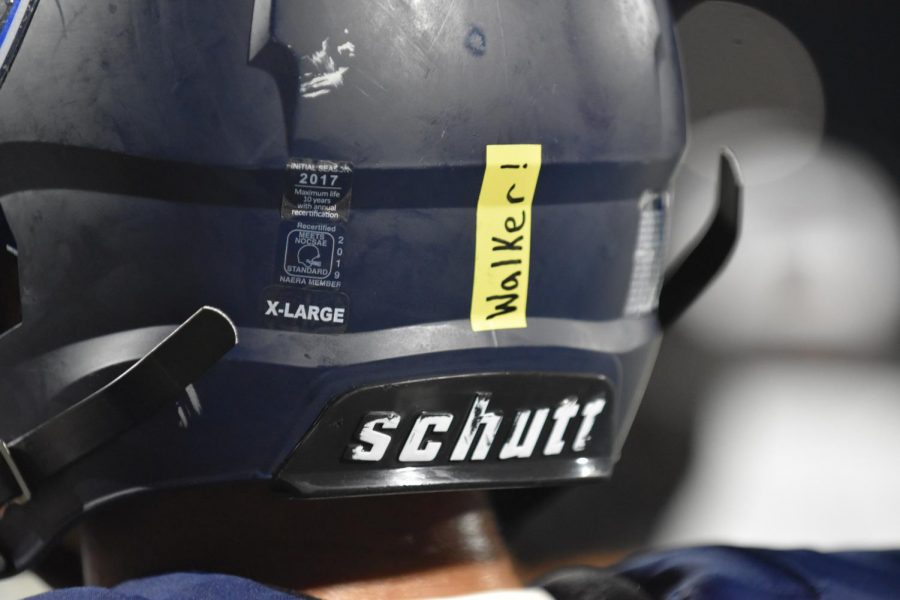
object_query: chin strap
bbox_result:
[658,150,743,328]
[0,306,238,515]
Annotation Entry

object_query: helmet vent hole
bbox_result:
[0,205,21,336]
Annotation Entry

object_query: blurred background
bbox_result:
[4,0,900,596]
[505,0,900,572]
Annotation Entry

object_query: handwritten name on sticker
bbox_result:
[471,145,542,331]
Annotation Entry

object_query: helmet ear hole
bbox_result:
[0,205,22,335]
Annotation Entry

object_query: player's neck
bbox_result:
[304,557,520,600]
[79,485,521,598]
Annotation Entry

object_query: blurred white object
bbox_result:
[678,141,900,353]
[653,0,900,550]
[0,571,50,599]
[677,1,825,186]
[655,361,900,549]
[672,1,900,354]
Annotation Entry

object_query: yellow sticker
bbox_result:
[470,145,542,331]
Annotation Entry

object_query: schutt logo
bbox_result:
[345,393,606,464]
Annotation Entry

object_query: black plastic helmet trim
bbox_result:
[658,150,743,328]
[0,307,237,513]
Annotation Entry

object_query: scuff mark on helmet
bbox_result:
[300,33,356,99]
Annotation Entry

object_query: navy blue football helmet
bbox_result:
[0,0,738,575]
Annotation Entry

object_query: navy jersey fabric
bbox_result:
[30,573,309,600]
[31,547,900,599]
[612,546,900,599]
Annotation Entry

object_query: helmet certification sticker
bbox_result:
[470,145,542,332]
[278,220,344,289]
[281,158,352,221]
[267,158,353,333]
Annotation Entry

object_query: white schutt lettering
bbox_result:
[572,398,606,452]
[543,397,580,456]
[399,414,453,462]
[348,395,606,463]
[348,412,399,461]
[450,395,502,462]
[499,408,549,460]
